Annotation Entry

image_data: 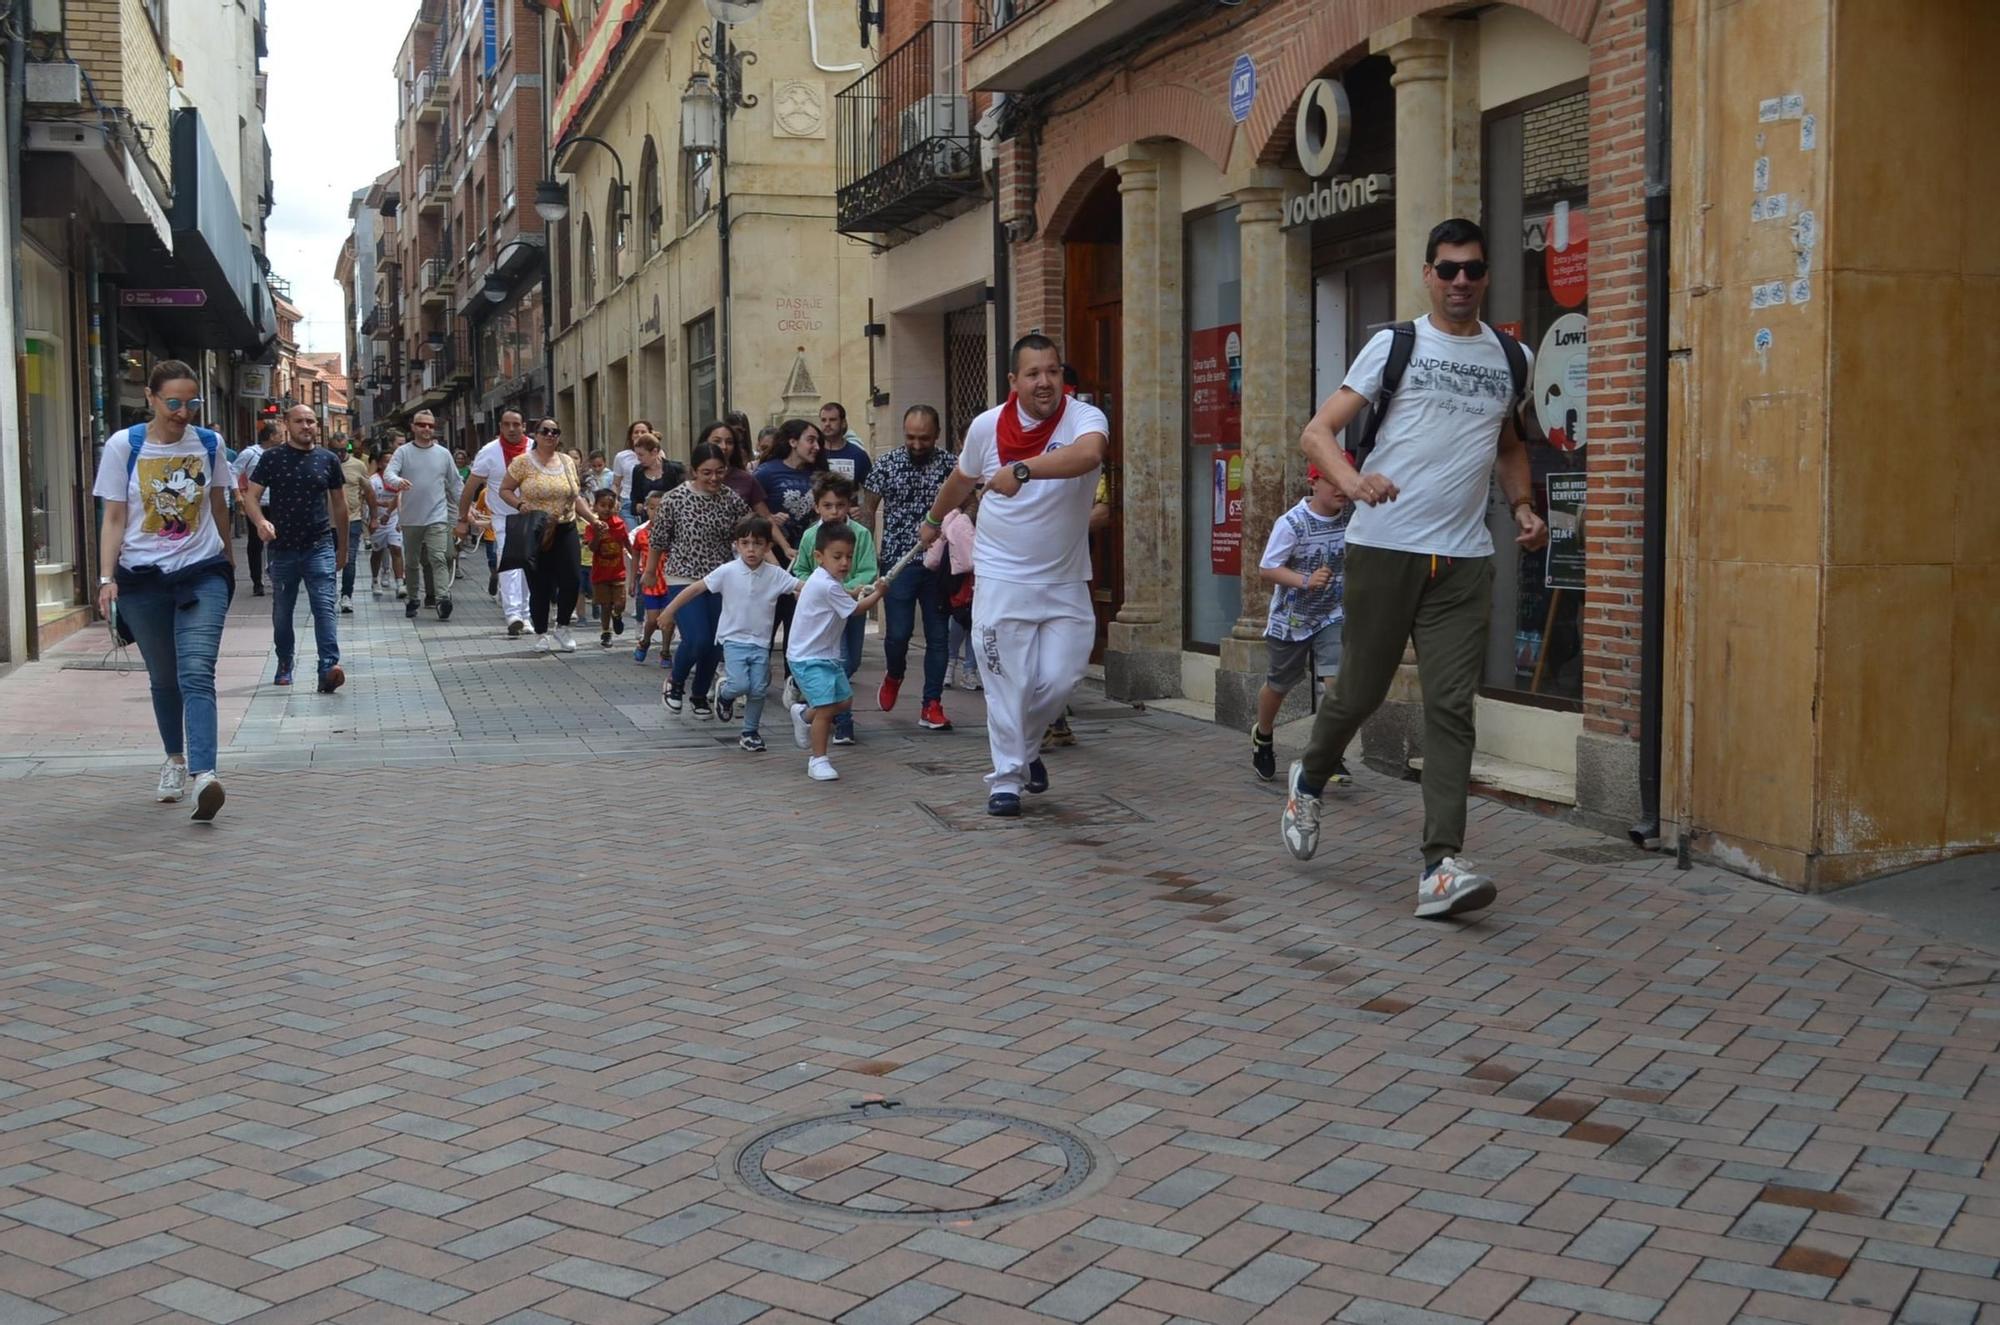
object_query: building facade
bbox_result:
[542,0,871,463]
[378,0,548,454]
[7,0,278,660]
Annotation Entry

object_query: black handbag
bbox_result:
[498,510,550,572]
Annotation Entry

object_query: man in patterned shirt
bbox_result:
[862,404,957,731]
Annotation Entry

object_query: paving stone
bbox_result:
[142,1278,272,1324]
[720,1241,850,1282]
[903,1228,1026,1270]
[534,1256,662,1298]
[2,1195,113,1233]
[1393,1237,1490,1287]
[60,1232,195,1278]
[1031,1267,1142,1321]
[531,1172,644,1206]
[838,1279,963,1325]
[343,1266,472,1312]
[669,1294,767,1325]
[1073,1217,1201,1255]
[251,1224,381,1269]
[1215,1252,1318,1305]
[186,1189,296,1226]
[1520,1278,1665,1322]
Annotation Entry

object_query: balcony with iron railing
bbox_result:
[967,0,1193,92]
[417,257,452,304]
[836,22,982,237]
[416,164,445,213]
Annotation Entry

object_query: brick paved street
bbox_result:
[1,557,1996,1324]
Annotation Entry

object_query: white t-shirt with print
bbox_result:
[612,448,638,498]
[1260,497,1350,642]
[469,438,520,516]
[705,557,799,645]
[957,397,1108,584]
[788,566,857,663]
[1341,316,1531,559]
[92,426,233,574]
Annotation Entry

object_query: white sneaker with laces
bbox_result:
[156,759,189,803]
[807,755,839,781]
[555,626,577,652]
[189,772,225,822]
[1280,759,1322,860]
[535,632,555,653]
[790,701,812,750]
[1415,856,1497,919]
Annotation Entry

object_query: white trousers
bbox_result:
[488,509,530,624]
[973,578,1094,795]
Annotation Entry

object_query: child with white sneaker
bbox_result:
[787,523,890,780]
[655,516,799,752]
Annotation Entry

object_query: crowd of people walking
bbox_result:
[94,217,1542,925]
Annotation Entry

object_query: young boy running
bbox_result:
[789,473,877,745]
[1251,464,1352,782]
[629,491,675,664]
[588,488,630,646]
[656,516,800,752]
[788,523,890,780]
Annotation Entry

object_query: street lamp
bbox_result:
[679,71,722,155]
[484,237,545,304]
[682,22,758,413]
[534,179,570,223]
[536,134,628,228]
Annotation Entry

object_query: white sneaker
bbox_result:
[963,664,983,691]
[1415,857,1497,920]
[396,584,407,600]
[535,632,555,653]
[189,772,225,822]
[555,626,577,652]
[1280,760,1322,860]
[807,755,839,781]
[155,759,188,803]
[790,701,812,750]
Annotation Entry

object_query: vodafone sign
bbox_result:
[1281,77,1393,230]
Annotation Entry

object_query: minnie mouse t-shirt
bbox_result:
[91,426,231,574]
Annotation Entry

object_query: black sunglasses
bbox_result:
[537,426,562,437]
[1431,259,1489,282]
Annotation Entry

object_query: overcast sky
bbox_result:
[263,1,405,359]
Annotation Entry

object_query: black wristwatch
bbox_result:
[1010,461,1032,484]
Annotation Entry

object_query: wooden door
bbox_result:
[1064,175,1123,662]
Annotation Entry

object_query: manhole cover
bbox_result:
[1833,944,2000,990]
[720,1103,1115,1225]
[918,793,1153,833]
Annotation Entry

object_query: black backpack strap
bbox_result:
[1355,321,1415,466]
[1491,324,1529,433]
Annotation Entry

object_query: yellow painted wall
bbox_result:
[1666,0,1998,888]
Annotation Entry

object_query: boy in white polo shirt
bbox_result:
[655,515,799,752]
[786,524,889,781]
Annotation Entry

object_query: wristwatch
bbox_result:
[1010,461,1032,484]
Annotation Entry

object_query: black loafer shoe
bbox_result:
[1026,759,1049,794]
[987,792,1022,818]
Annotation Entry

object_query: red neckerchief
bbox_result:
[496,435,528,464]
[995,393,1066,465]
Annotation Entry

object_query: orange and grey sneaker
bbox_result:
[1416,857,1497,920]
[1281,760,1322,860]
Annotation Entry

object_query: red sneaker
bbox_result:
[919,699,952,731]
[877,675,902,711]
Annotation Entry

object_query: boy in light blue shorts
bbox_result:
[1251,464,1350,783]
[787,523,890,781]
[656,515,798,751]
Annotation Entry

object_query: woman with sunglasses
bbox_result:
[641,442,748,715]
[698,419,791,562]
[498,418,605,652]
[90,359,235,821]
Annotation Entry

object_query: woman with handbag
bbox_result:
[498,418,605,652]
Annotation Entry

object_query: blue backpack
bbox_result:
[123,421,223,487]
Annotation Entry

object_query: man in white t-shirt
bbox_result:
[233,423,276,595]
[454,407,532,634]
[919,334,1107,817]
[1282,217,1549,921]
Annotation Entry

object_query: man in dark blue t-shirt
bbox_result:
[247,405,350,693]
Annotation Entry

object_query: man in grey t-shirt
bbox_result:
[382,410,464,619]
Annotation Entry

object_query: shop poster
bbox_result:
[1534,312,1589,452]
[1189,324,1242,449]
[1545,471,1587,591]
[1212,452,1244,575]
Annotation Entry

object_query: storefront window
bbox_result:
[686,313,717,439]
[1182,206,1242,652]
[1483,85,1588,705]
[23,245,82,625]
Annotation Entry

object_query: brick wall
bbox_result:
[67,0,175,182]
[995,0,1650,735]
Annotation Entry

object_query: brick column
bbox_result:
[1375,18,1452,318]
[1103,144,1183,702]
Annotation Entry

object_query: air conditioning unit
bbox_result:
[25,62,82,105]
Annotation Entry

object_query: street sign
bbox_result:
[120,289,207,308]
[1229,54,1257,123]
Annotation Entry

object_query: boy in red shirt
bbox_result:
[629,489,675,664]
[589,488,630,647]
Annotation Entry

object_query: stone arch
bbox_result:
[1033,83,1235,236]
[1245,0,1601,163]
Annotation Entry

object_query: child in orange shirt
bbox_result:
[629,489,675,664]
[589,488,630,647]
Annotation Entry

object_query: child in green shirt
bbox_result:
[790,473,876,744]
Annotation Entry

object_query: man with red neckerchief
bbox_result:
[918,334,1108,817]
[455,407,533,636]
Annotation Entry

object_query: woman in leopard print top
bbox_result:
[645,443,748,713]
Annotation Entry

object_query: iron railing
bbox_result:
[836,22,981,235]
[972,0,1050,44]
[418,258,449,293]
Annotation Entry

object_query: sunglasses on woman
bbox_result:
[537,426,562,437]
[158,396,203,414]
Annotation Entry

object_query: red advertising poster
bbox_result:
[1189,324,1243,449]
[1211,452,1244,575]
[1545,210,1589,310]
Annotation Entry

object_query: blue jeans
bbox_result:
[669,589,723,701]
[119,569,229,775]
[340,519,364,597]
[719,641,771,735]
[834,612,866,738]
[884,563,949,703]
[268,536,341,678]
